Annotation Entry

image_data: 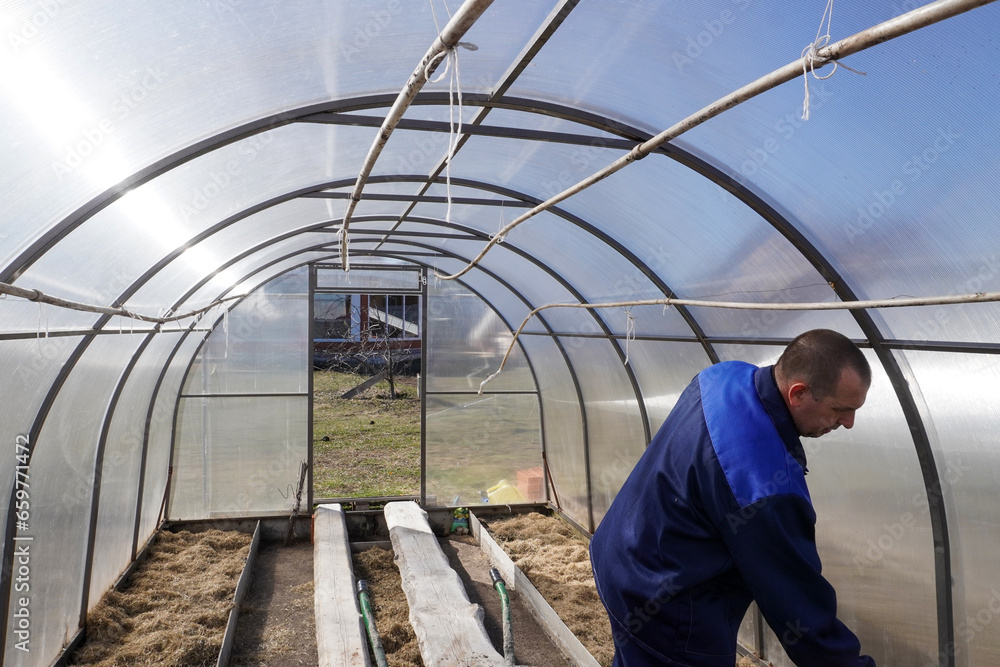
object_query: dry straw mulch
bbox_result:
[485,513,764,667]
[483,512,614,666]
[70,529,252,667]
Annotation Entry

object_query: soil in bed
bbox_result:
[69,529,252,667]
[229,537,317,666]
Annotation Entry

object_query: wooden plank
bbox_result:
[384,501,505,666]
[217,521,261,667]
[470,511,601,667]
[340,369,388,399]
[314,504,370,667]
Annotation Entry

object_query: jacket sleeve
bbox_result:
[719,494,877,667]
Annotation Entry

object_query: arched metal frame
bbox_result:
[4,79,988,662]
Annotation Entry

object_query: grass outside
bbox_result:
[312,370,421,498]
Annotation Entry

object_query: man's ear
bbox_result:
[786,381,810,408]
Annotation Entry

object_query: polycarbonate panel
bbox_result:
[408,200,696,337]
[482,107,625,141]
[170,395,308,519]
[123,197,339,309]
[450,134,860,336]
[317,266,421,291]
[0,300,103,337]
[670,6,1000,344]
[438,242,601,336]
[714,345,936,665]
[5,333,140,666]
[449,134,625,205]
[87,332,178,610]
[506,2,750,135]
[426,277,534,394]
[183,292,309,395]
[426,264,538,338]
[518,334,589,528]
[619,340,711,428]
[0,0,545,274]
[14,123,371,307]
[169,234,332,316]
[427,257,549,335]
[217,252,340,308]
[0,298,97,334]
[904,350,1000,667]
[557,165,866,340]
[0,334,80,641]
[424,393,542,508]
[139,331,197,542]
[170,268,308,520]
[562,338,647,526]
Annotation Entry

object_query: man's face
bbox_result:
[787,367,869,438]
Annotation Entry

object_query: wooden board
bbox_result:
[384,501,505,666]
[314,504,370,667]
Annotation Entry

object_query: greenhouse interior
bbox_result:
[2,0,999,665]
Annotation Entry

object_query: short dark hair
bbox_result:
[775,329,871,398]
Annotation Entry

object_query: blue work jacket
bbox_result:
[590,361,875,666]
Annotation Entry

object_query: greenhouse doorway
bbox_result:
[310,265,425,502]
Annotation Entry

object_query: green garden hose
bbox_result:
[357,579,389,667]
[490,567,515,666]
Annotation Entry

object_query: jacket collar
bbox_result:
[755,365,808,472]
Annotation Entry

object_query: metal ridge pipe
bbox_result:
[340,0,495,271]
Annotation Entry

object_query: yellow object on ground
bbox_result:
[487,480,526,504]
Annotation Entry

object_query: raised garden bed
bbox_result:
[479,511,760,667]
[69,528,253,667]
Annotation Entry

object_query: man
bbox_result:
[590,329,876,666]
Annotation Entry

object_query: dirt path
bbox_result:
[230,538,317,666]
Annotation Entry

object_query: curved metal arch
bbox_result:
[258,239,603,530]
[161,225,615,529]
[1,85,951,656]
[366,96,956,659]
[162,238,596,523]
[154,209,651,448]
[355,227,655,442]
[170,211,658,448]
[0,328,144,665]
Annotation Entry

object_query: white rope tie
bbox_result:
[623,308,636,366]
[801,0,836,120]
[430,40,475,225]
[445,46,462,224]
[801,0,866,120]
[491,201,506,243]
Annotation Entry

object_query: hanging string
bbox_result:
[491,201,506,243]
[445,45,462,224]
[425,40,476,226]
[801,0,866,120]
[623,308,636,366]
